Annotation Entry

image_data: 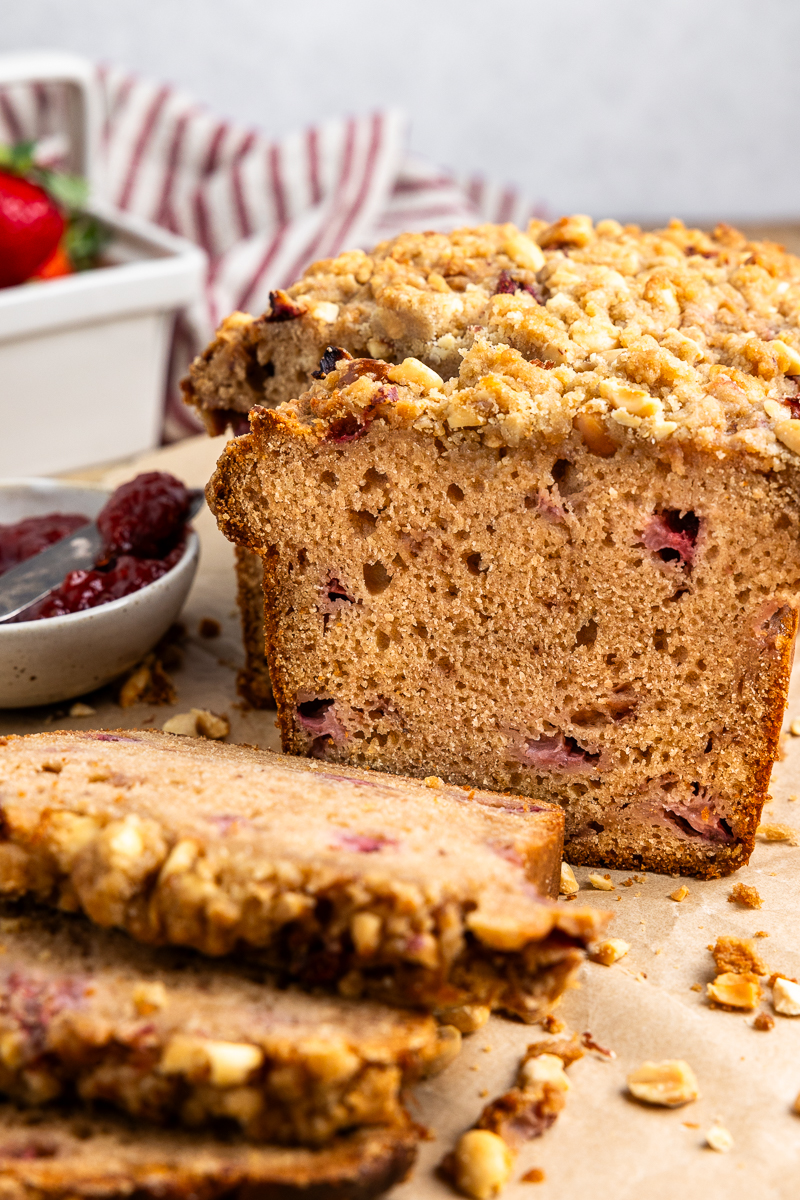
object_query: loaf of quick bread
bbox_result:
[207,216,800,878]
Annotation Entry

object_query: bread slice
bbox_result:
[0,1103,417,1200]
[208,227,800,879]
[0,731,605,1022]
[0,904,451,1144]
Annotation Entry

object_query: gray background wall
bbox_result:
[2,0,799,224]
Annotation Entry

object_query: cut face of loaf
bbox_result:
[0,1103,418,1200]
[209,342,800,879]
[0,731,605,1022]
[0,905,450,1145]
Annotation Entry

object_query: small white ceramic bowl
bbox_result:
[0,478,199,708]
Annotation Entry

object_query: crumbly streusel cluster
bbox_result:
[273,216,800,465]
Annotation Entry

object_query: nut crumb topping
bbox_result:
[753,1011,775,1031]
[669,885,689,902]
[247,218,800,467]
[627,1060,699,1108]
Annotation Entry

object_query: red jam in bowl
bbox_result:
[0,473,191,622]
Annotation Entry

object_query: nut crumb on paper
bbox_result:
[705,1122,734,1153]
[789,717,800,736]
[728,882,762,908]
[198,617,221,638]
[559,863,579,895]
[670,885,689,902]
[589,938,630,966]
[772,976,800,1016]
[793,1092,800,1116]
[707,972,762,1011]
[68,702,96,717]
[539,1014,565,1035]
[521,1168,545,1183]
[756,823,799,844]
[627,1060,699,1107]
[755,930,770,937]
[753,1012,775,1031]
[163,708,230,740]
[588,873,615,891]
[712,937,767,977]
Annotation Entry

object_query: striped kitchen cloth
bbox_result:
[0,64,542,439]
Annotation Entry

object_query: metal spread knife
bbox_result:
[0,490,204,625]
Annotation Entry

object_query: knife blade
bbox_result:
[0,490,204,624]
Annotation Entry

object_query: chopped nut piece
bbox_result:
[622,878,635,887]
[68,702,96,717]
[163,709,230,740]
[521,1168,545,1183]
[350,911,382,957]
[194,709,231,740]
[753,1011,775,1031]
[588,874,615,891]
[712,936,767,977]
[707,972,762,1010]
[755,930,770,938]
[424,775,443,788]
[789,718,800,736]
[518,1053,570,1092]
[132,981,167,1016]
[627,1060,699,1107]
[756,823,798,844]
[450,1130,514,1200]
[728,882,762,909]
[670,885,689,902]
[690,983,703,993]
[198,618,221,638]
[162,712,200,737]
[559,863,579,895]
[437,1004,491,1034]
[773,976,800,1016]
[589,938,630,966]
[705,1122,734,1152]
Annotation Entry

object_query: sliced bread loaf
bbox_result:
[0,731,606,1022]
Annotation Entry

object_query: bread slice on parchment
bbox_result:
[0,730,605,1023]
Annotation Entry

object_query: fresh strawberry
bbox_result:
[0,168,65,288]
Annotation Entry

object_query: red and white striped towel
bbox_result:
[0,65,541,439]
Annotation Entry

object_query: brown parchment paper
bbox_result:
[2,433,800,1200]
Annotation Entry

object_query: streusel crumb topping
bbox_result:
[267,217,800,466]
